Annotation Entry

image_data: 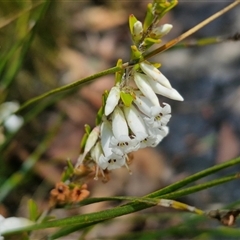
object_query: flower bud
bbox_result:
[152,24,172,38]
[133,21,143,40]
[104,86,120,116]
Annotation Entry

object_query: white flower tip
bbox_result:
[104,107,111,116]
[161,24,173,33]
[172,89,184,101]
[157,71,172,89]
[165,88,184,101]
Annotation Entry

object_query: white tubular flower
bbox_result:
[134,72,160,106]
[134,92,171,128]
[147,76,184,101]
[110,106,139,155]
[133,21,143,39]
[158,103,171,125]
[90,141,102,163]
[123,104,157,148]
[149,126,169,147]
[90,141,104,179]
[143,103,171,129]
[152,24,173,38]
[0,215,33,237]
[134,91,160,116]
[99,121,127,170]
[98,154,127,171]
[100,120,114,157]
[77,125,100,165]
[104,86,121,116]
[140,61,172,89]
[123,104,148,137]
[111,106,129,139]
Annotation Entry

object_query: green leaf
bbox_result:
[143,3,154,31]
[102,89,109,117]
[61,159,75,182]
[79,124,91,152]
[129,14,138,36]
[120,92,134,107]
[115,59,124,84]
[153,0,178,19]
[79,133,88,152]
[95,106,104,126]
[145,37,161,44]
[84,124,91,135]
[130,45,142,61]
[28,199,39,222]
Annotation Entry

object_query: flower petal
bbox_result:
[152,24,172,38]
[100,121,114,157]
[147,77,184,101]
[111,106,129,138]
[133,21,143,39]
[110,135,139,155]
[140,61,172,89]
[123,104,148,136]
[98,153,126,170]
[77,125,100,165]
[104,86,120,116]
[134,72,159,106]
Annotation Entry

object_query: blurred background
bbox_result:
[0,0,240,239]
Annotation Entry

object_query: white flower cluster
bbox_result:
[76,17,184,178]
[78,60,183,177]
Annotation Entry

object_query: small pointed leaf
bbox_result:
[115,59,123,84]
[120,92,134,107]
[143,3,154,31]
[129,14,138,35]
[28,199,39,222]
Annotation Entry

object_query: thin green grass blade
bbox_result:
[146,157,240,198]
[159,173,239,200]
[0,2,43,29]
[0,115,62,202]
[0,1,50,91]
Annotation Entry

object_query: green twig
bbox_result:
[172,33,240,49]
[15,66,119,114]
